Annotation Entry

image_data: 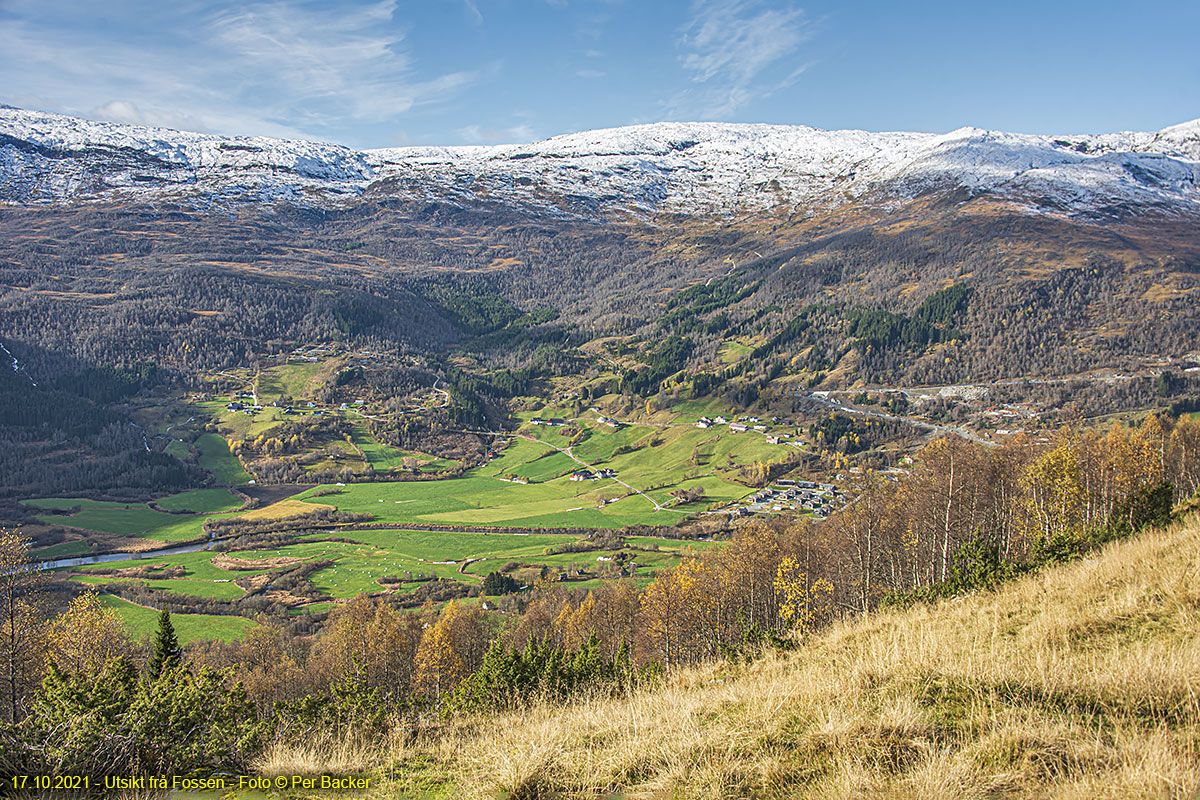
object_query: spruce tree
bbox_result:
[147,609,181,678]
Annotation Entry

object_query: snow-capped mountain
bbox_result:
[2,106,1198,220]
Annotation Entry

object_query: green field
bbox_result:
[717,340,753,364]
[256,362,323,401]
[65,527,714,608]
[231,528,707,598]
[350,428,459,472]
[52,522,722,642]
[25,399,786,641]
[25,498,211,542]
[32,540,95,558]
[154,488,242,513]
[74,550,265,581]
[97,595,256,643]
[297,476,670,528]
[197,433,252,485]
[197,403,292,439]
[74,574,247,600]
[294,413,785,528]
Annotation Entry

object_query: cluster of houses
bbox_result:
[695,415,805,446]
[224,400,263,416]
[227,397,329,417]
[529,417,567,427]
[569,468,617,482]
[733,478,841,519]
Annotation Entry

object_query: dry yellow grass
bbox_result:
[234,498,333,521]
[261,514,1200,799]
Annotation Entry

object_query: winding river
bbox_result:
[35,541,211,572]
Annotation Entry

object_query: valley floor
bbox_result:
[261,513,1200,799]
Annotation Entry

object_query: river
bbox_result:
[35,541,212,572]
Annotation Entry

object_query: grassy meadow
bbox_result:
[24,491,240,542]
[97,595,257,643]
[196,432,253,485]
[57,526,710,612]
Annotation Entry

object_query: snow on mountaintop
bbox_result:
[0,106,371,205]
[2,106,1198,220]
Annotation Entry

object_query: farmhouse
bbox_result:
[570,470,595,482]
[729,423,747,433]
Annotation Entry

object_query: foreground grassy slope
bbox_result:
[271,515,1200,799]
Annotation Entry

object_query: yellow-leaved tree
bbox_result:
[46,590,132,676]
[413,601,485,699]
[1024,442,1085,544]
[414,617,462,699]
[773,556,833,636]
[639,557,716,666]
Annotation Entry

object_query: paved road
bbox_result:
[790,389,998,447]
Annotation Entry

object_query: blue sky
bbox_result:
[1,0,1197,148]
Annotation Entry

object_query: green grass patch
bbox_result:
[350,428,459,472]
[74,551,256,581]
[297,475,675,529]
[257,362,323,401]
[97,594,256,643]
[154,488,242,513]
[717,341,753,364]
[32,540,95,558]
[197,433,252,485]
[73,575,246,600]
[25,499,212,542]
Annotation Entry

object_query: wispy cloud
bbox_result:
[0,0,478,145]
[461,0,484,26]
[670,0,811,118]
[209,1,474,123]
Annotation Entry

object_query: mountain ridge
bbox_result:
[3,106,1198,220]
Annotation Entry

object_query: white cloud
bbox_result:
[576,69,606,79]
[671,0,811,118]
[0,0,478,145]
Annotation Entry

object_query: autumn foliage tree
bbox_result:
[45,590,133,677]
[0,530,44,723]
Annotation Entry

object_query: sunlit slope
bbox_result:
[383,515,1200,799]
